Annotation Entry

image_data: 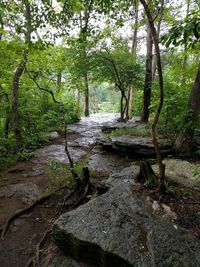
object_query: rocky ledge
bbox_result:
[52,167,200,267]
[98,136,173,158]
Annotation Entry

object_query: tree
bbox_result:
[92,43,143,121]
[126,0,139,119]
[12,0,32,152]
[140,0,166,191]
[162,8,200,155]
[140,20,153,123]
[140,0,166,123]
[175,64,200,155]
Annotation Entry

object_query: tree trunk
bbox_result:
[77,89,80,106]
[175,63,200,155]
[120,90,128,122]
[12,0,31,152]
[4,93,10,139]
[57,72,62,90]
[0,9,3,41]
[181,0,190,85]
[84,72,89,116]
[12,59,27,152]
[152,0,165,80]
[127,0,139,118]
[140,22,153,122]
[132,0,139,54]
[140,0,165,191]
[125,87,131,121]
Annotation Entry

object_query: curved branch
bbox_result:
[25,67,60,104]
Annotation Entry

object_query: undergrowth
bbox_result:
[106,127,150,139]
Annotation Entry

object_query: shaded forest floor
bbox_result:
[0,113,200,267]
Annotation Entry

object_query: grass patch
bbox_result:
[46,160,76,190]
[107,127,150,138]
[46,158,90,191]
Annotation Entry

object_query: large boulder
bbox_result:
[52,175,200,267]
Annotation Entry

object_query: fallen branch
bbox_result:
[0,185,68,240]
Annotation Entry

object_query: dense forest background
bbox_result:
[0,0,199,170]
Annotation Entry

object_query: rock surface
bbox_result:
[105,166,139,187]
[0,183,40,204]
[153,159,200,190]
[99,136,173,158]
[53,170,200,267]
[101,117,140,133]
[47,131,60,139]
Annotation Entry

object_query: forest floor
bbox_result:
[0,113,200,267]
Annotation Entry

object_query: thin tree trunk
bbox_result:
[84,72,89,116]
[132,0,139,54]
[120,94,124,121]
[152,0,164,80]
[12,0,31,152]
[175,63,200,155]
[128,0,139,118]
[77,89,80,106]
[4,93,10,139]
[140,22,153,122]
[181,0,190,85]
[140,0,165,191]
[0,10,3,41]
[57,72,62,90]
[125,87,131,121]
[12,59,26,152]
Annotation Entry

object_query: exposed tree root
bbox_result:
[25,167,92,267]
[0,185,68,240]
[64,167,91,207]
[25,228,52,267]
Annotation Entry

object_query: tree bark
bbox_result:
[84,72,89,116]
[4,92,10,139]
[140,0,165,191]
[125,86,131,120]
[0,9,3,41]
[12,59,26,151]
[81,1,94,117]
[152,0,165,80]
[57,72,62,90]
[127,0,139,118]
[175,63,200,155]
[132,0,139,54]
[12,0,31,152]
[181,0,190,85]
[140,21,153,122]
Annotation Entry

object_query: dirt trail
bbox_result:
[0,113,131,267]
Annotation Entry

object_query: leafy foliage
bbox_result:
[161,10,200,49]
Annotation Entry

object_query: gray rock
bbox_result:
[105,166,140,187]
[53,182,200,267]
[102,118,142,133]
[87,150,133,177]
[47,131,60,139]
[99,136,173,158]
[33,144,87,164]
[0,183,40,204]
